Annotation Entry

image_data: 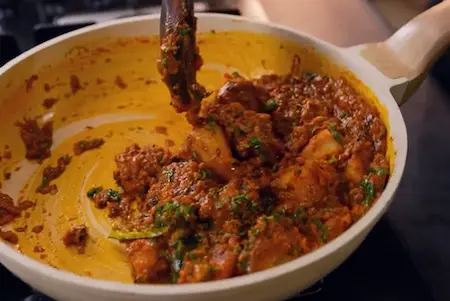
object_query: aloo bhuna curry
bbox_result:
[0,31,390,284]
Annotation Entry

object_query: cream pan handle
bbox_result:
[360,0,450,105]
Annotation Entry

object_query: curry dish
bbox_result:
[0,31,389,284]
[88,63,388,283]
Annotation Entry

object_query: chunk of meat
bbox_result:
[242,218,303,273]
[126,239,169,283]
[62,224,88,254]
[0,192,21,226]
[73,138,104,155]
[344,140,374,185]
[0,230,19,244]
[286,125,310,154]
[204,99,283,163]
[36,155,71,195]
[369,153,390,191]
[185,126,234,180]
[216,80,270,111]
[324,214,352,241]
[272,159,338,209]
[114,144,172,194]
[146,161,215,207]
[16,118,53,162]
[209,243,239,279]
[300,129,343,160]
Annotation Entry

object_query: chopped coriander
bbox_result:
[250,228,261,236]
[199,169,210,180]
[328,155,337,164]
[312,218,328,243]
[231,71,239,77]
[372,167,389,177]
[263,99,279,112]
[292,207,306,224]
[108,227,168,241]
[107,189,121,202]
[249,136,261,150]
[192,151,199,160]
[231,194,249,210]
[207,116,216,132]
[161,56,168,68]
[274,208,287,221]
[179,27,190,36]
[303,72,318,79]
[241,182,248,190]
[215,201,224,209]
[238,260,248,272]
[329,123,343,144]
[87,186,103,199]
[360,177,375,205]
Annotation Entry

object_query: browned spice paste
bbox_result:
[16,118,53,162]
[87,66,389,284]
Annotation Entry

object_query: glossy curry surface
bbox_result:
[0,31,392,284]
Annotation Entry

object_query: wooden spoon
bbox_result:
[159,0,207,122]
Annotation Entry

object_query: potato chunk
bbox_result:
[344,154,365,185]
[272,160,338,208]
[300,129,343,160]
[185,126,234,180]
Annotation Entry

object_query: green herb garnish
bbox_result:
[179,27,190,36]
[328,155,337,164]
[329,123,343,144]
[249,136,261,150]
[303,72,318,79]
[199,169,210,180]
[107,189,121,202]
[312,218,328,243]
[87,186,103,199]
[108,227,168,241]
[231,71,239,77]
[161,56,168,68]
[231,194,249,210]
[360,177,375,205]
[238,260,248,272]
[263,99,279,112]
[372,167,389,177]
[207,116,216,132]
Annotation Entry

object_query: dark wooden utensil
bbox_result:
[159,0,207,122]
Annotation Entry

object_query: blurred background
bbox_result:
[0,0,448,87]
